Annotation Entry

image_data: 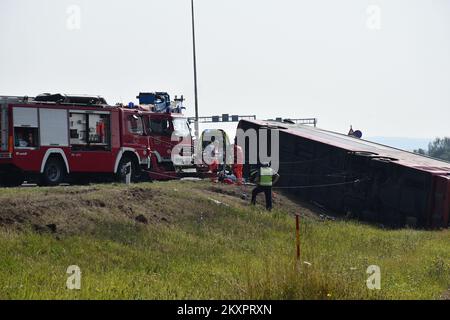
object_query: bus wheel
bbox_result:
[40,158,66,186]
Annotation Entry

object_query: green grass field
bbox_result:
[0,181,448,299]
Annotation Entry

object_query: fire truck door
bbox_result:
[147,116,173,162]
[124,115,149,165]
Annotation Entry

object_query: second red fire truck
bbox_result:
[0,93,194,186]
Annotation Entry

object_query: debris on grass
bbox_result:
[208,198,229,207]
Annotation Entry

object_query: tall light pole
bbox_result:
[191,0,199,140]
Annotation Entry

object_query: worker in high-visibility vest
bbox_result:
[250,162,280,210]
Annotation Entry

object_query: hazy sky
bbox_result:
[1,0,449,138]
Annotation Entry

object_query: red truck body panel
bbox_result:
[0,98,192,181]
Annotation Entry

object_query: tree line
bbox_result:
[414,137,450,162]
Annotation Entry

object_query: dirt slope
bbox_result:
[0,181,319,236]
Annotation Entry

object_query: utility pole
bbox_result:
[191,0,199,140]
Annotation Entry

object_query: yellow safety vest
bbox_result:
[259,167,273,186]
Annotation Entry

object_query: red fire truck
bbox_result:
[0,94,193,186]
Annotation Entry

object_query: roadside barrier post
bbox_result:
[296,214,301,268]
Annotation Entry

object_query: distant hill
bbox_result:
[366,137,432,152]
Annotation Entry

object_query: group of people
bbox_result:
[203,137,279,211]
[202,136,244,185]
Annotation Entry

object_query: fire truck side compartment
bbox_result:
[40,108,69,147]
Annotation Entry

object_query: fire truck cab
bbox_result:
[0,94,193,186]
[144,112,193,171]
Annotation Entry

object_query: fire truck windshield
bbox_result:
[173,118,191,137]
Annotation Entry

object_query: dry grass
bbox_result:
[0,181,448,299]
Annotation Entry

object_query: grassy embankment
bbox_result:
[0,181,448,299]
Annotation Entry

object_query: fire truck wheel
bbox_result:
[117,156,141,183]
[40,157,66,186]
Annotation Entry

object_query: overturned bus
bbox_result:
[238,119,450,229]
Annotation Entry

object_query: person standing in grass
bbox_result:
[250,162,280,211]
